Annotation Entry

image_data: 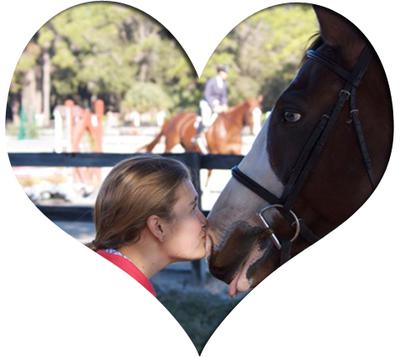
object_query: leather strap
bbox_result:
[230,46,374,266]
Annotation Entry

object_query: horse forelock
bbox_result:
[300,33,322,65]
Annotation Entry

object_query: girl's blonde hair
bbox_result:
[88,155,191,250]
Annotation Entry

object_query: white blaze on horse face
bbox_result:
[251,107,262,136]
[208,116,284,251]
[238,115,284,199]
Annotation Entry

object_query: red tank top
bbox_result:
[96,249,157,297]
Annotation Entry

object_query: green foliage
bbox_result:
[210,3,318,109]
[11,43,41,94]
[9,3,318,114]
[121,82,172,113]
[26,120,39,139]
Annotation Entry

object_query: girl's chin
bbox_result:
[193,238,208,260]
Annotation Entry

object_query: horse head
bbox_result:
[207,5,393,296]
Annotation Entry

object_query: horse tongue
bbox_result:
[228,271,241,297]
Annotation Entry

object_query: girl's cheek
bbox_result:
[184,218,198,229]
[192,220,203,233]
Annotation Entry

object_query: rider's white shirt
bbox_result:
[216,76,224,89]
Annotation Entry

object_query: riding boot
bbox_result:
[196,132,208,154]
[192,129,208,154]
[193,120,204,136]
[191,121,204,143]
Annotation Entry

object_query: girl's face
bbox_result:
[162,179,210,262]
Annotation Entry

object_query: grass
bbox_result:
[156,287,243,354]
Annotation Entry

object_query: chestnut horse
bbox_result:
[206,5,393,296]
[141,97,262,154]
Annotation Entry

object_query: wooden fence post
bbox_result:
[185,153,207,285]
[9,152,245,286]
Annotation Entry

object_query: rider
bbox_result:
[192,64,229,153]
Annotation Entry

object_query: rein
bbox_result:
[232,46,374,264]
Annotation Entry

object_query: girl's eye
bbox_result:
[284,111,302,123]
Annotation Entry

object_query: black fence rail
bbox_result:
[9,152,244,283]
[9,152,243,214]
[9,152,243,169]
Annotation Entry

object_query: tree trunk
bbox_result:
[138,62,148,82]
[21,68,37,123]
[42,49,51,127]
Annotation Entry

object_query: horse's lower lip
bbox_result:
[229,263,255,297]
[227,239,273,296]
[228,270,241,297]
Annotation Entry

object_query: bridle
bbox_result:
[231,45,374,264]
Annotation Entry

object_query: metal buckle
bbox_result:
[339,89,351,99]
[346,109,359,124]
[257,204,301,250]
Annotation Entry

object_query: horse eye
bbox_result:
[284,111,302,123]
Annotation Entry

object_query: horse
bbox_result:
[206,5,393,297]
[141,97,263,154]
[53,99,104,194]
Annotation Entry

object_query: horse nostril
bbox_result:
[208,263,235,284]
[208,251,241,284]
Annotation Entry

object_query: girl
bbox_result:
[88,155,210,296]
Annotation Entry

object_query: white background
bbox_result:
[1,1,399,356]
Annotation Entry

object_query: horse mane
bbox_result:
[226,100,250,114]
[212,100,250,132]
[226,101,242,113]
[222,100,249,124]
[300,33,323,65]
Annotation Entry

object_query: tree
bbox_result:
[206,4,318,109]
[8,3,319,123]
[121,82,172,113]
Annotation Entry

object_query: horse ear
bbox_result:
[313,5,364,50]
